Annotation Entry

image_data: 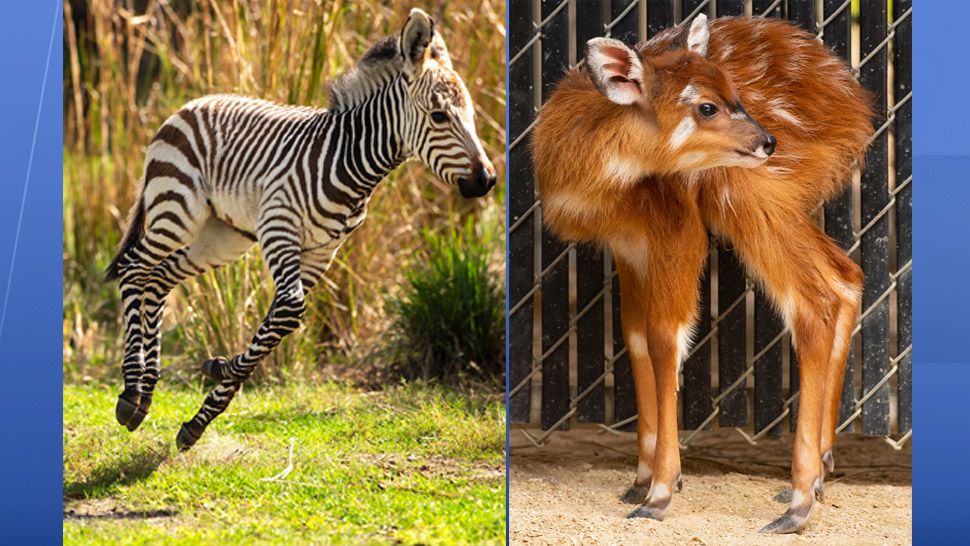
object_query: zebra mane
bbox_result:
[327,36,405,112]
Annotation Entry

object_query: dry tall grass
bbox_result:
[63,0,506,383]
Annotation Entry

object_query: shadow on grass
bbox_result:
[64,507,178,521]
[64,445,169,501]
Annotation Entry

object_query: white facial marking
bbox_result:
[627,332,649,358]
[679,84,699,103]
[668,116,696,150]
[730,111,748,121]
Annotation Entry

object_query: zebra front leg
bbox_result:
[177,282,306,450]
[177,242,320,450]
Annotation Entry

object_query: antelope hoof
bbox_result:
[626,500,670,521]
[626,489,673,521]
[822,450,835,475]
[176,420,205,451]
[759,508,810,534]
[760,478,821,534]
[620,483,650,504]
[201,356,231,381]
[115,389,144,431]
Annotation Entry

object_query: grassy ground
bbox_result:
[64,382,505,545]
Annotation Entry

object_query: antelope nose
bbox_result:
[763,134,776,156]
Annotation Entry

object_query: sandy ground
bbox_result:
[510,429,911,545]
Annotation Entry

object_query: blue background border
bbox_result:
[0,1,62,543]
[913,2,970,543]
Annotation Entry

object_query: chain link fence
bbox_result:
[508,0,912,451]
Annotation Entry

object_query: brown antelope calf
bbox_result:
[532,14,872,533]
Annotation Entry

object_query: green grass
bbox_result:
[64,383,505,545]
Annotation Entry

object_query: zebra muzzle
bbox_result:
[457,163,497,198]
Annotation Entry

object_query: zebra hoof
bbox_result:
[126,394,153,431]
[176,421,205,451]
[115,390,143,430]
[201,357,231,381]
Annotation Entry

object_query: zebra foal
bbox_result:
[104,8,496,450]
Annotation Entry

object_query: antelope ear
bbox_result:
[400,8,435,76]
[585,37,644,105]
[687,13,709,57]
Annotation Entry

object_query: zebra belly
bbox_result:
[207,190,261,239]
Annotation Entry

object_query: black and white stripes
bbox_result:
[105,8,496,449]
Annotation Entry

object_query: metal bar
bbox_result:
[822,0,858,429]
[894,0,913,434]
[859,0,891,436]
[754,0,783,18]
[607,0,641,43]
[539,0,572,431]
[683,250,713,429]
[573,1,608,425]
[507,0,537,423]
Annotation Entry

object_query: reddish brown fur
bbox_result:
[532,16,872,533]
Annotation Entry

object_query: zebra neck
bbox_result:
[328,78,408,195]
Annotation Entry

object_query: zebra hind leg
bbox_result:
[133,218,256,430]
[114,177,209,430]
[114,241,195,430]
[130,250,192,430]
[177,240,313,450]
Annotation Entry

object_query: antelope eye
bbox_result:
[699,103,718,117]
[431,111,448,123]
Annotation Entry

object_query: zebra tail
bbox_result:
[104,190,145,282]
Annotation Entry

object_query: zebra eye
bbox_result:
[430,111,448,124]
[699,103,718,117]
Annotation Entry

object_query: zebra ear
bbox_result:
[400,8,435,76]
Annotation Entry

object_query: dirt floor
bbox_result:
[510,429,911,545]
